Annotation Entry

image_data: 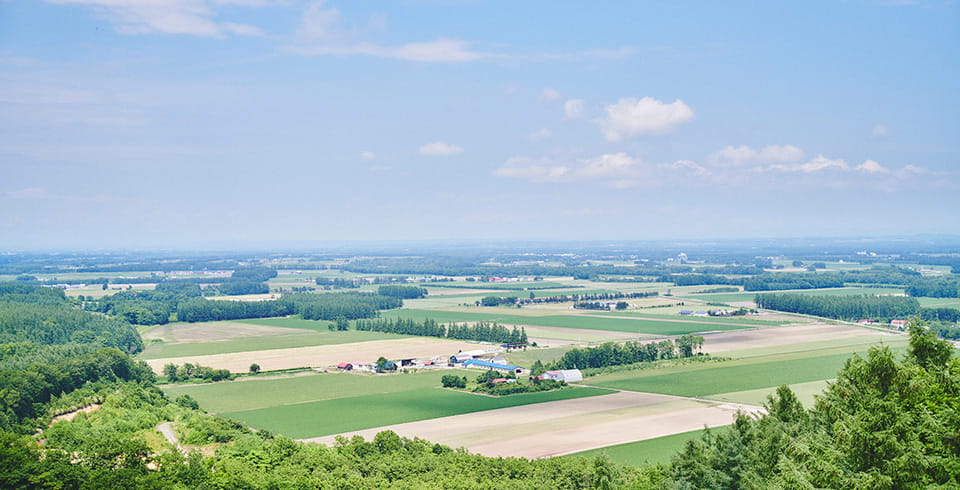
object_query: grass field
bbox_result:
[139,330,405,359]
[567,427,728,465]
[587,343,910,402]
[165,370,454,412]
[219,384,614,438]
[381,309,752,336]
[232,317,336,332]
[590,310,787,327]
[424,281,574,290]
[683,287,906,304]
[918,297,960,309]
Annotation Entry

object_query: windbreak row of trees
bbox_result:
[354,318,529,344]
[176,292,402,323]
[376,285,428,299]
[523,291,658,304]
[551,335,705,370]
[755,293,920,321]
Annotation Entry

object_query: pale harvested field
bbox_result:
[301,391,759,458]
[142,322,311,343]
[523,325,651,345]
[426,288,504,296]
[700,323,896,354]
[144,337,484,374]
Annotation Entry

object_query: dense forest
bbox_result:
[668,325,959,488]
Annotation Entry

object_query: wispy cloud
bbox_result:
[46,0,270,37]
[289,1,493,62]
[418,141,463,156]
[528,128,552,141]
[564,99,584,119]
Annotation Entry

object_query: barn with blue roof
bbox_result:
[462,359,523,374]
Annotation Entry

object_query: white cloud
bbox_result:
[564,99,584,119]
[494,152,644,184]
[596,97,694,141]
[47,0,267,37]
[418,141,463,156]
[765,155,849,173]
[871,123,889,138]
[707,144,804,166]
[360,151,376,161]
[528,128,552,141]
[856,160,889,173]
[539,88,561,102]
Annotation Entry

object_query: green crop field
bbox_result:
[590,311,787,327]
[684,287,906,304]
[567,427,729,465]
[918,297,960,309]
[139,330,405,359]
[165,370,453,413]
[381,309,751,336]
[587,344,910,401]
[218,385,615,438]
[425,281,573,290]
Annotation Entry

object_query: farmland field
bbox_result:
[143,337,485,373]
[380,309,753,336]
[586,343,910,404]
[220,385,614,438]
[139,329,406,359]
[299,391,756,458]
[567,427,728,465]
[683,287,906,304]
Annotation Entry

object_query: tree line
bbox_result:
[176,292,402,323]
[754,293,920,321]
[354,318,528,344]
[551,335,705,370]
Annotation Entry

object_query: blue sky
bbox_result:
[1,0,958,249]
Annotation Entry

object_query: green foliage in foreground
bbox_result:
[670,324,960,488]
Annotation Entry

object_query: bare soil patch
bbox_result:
[301,391,758,458]
[700,323,894,353]
[145,337,484,374]
[50,404,101,425]
[142,322,311,343]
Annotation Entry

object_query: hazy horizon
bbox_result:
[2,1,958,249]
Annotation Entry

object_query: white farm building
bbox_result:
[541,369,583,382]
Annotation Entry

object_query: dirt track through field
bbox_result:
[300,391,760,458]
[144,338,485,374]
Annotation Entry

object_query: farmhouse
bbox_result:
[540,369,583,382]
[462,359,523,374]
[336,362,353,371]
[890,319,907,329]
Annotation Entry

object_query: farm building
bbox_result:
[540,369,583,382]
[450,349,500,364]
[462,359,523,374]
[890,319,907,329]
[336,362,353,371]
[679,310,693,316]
